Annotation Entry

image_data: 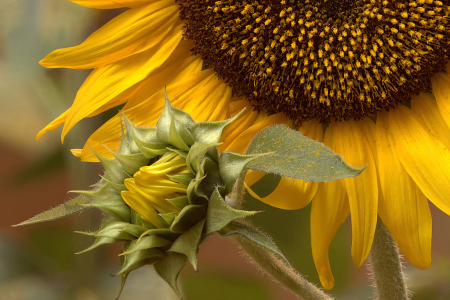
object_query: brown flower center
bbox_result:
[179,0,450,123]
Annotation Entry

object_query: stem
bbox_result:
[228,169,248,209]
[237,237,334,300]
[369,219,408,300]
[230,171,333,300]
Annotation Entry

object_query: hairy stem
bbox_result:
[230,170,333,300]
[237,237,334,300]
[369,219,408,300]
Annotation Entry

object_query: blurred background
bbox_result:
[1,1,450,299]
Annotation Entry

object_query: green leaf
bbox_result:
[167,174,195,187]
[154,252,188,298]
[246,125,365,181]
[120,235,172,255]
[170,205,207,233]
[169,220,205,271]
[219,221,288,264]
[13,194,90,227]
[205,188,257,234]
[218,152,266,195]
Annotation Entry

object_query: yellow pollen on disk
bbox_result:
[180,0,450,123]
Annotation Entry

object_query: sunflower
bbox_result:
[38,0,450,290]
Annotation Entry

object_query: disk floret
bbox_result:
[180,0,450,123]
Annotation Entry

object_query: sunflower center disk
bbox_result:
[179,0,450,123]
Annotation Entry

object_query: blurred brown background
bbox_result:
[1,1,450,299]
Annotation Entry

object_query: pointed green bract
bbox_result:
[154,252,188,298]
[169,220,205,271]
[121,236,172,255]
[246,125,365,181]
[117,248,164,274]
[13,194,91,227]
[205,188,258,234]
[171,205,207,233]
[218,152,266,194]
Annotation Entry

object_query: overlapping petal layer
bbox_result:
[41,0,181,69]
[37,0,450,291]
[376,112,432,268]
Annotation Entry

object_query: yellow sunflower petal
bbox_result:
[388,105,450,216]
[220,99,260,152]
[311,124,349,290]
[411,93,450,150]
[247,176,319,210]
[70,0,152,9]
[224,113,290,154]
[60,24,183,142]
[77,69,230,161]
[331,120,378,267]
[376,111,432,268]
[431,73,450,131]
[121,190,163,228]
[40,1,181,69]
[36,109,69,140]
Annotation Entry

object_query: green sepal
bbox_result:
[219,221,288,264]
[159,212,177,226]
[166,147,188,159]
[218,152,267,195]
[81,195,130,222]
[190,109,244,144]
[99,175,126,192]
[89,144,131,184]
[205,188,258,234]
[94,221,141,240]
[169,112,194,151]
[13,194,90,227]
[116,243,131,299]
[156,90,195,144]
[170,205,207,233]
[139,228,180,242]
[74,179,118,202]
[75,236,119,254]
[120,235,172,255]
[186,171,207,205]
[166,196,190,209]
[117,248,164,275]
[109,151,150,175]
[169,220,205,271]
[187,142,220,172]
[154,252,188,298]
[167,175,195,187]
[120,224,146,238]
[133,139,168,158]
[121,112,142,155]
[197,156,223,199]
[246,125,365,181]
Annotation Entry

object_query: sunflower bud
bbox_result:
[17,90,364,298]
